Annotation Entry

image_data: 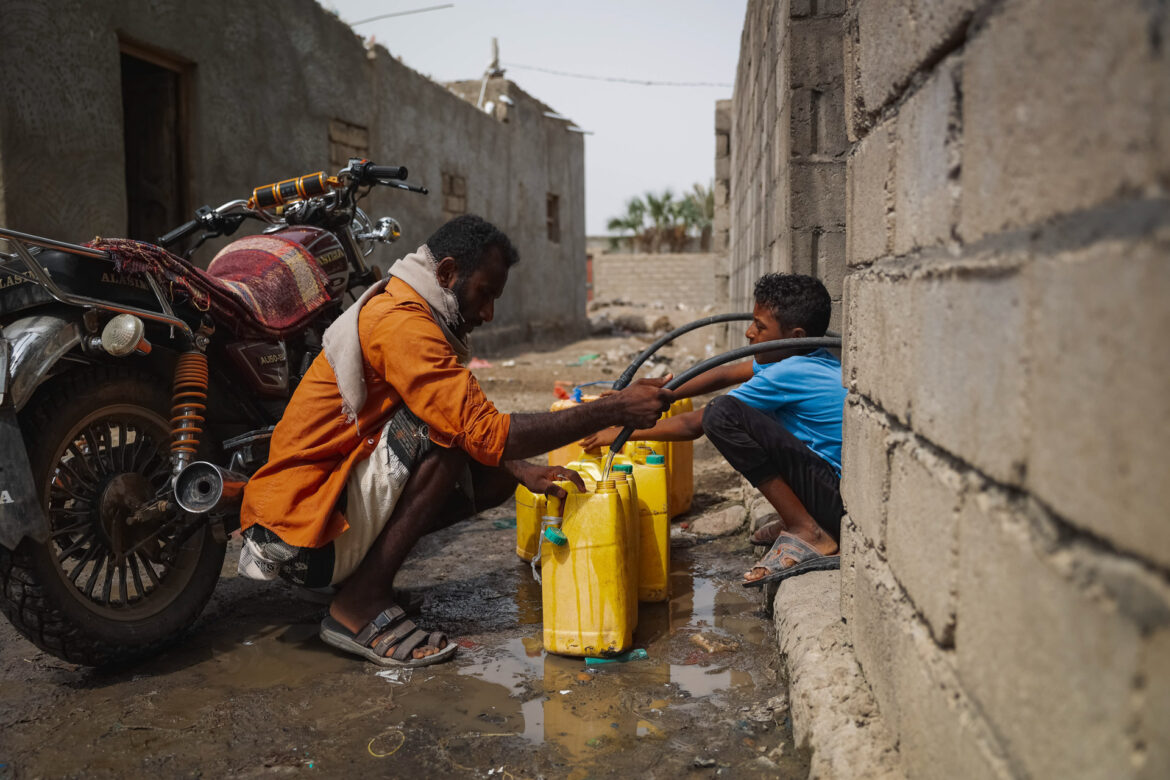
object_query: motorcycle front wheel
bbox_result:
[0,365,225,666]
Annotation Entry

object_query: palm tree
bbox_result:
[643,189,675,253]
[686,181,715,251]
[606,196,646,251]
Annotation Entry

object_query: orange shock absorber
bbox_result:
[171,351,208,472]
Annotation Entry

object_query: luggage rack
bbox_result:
[0,227,193,340]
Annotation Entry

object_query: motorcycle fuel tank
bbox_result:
[215,226,350,300]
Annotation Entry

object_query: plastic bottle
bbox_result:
[631,453,670,602]
[541,480,635,657]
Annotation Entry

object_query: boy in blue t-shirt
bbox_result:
[583,273,846,585]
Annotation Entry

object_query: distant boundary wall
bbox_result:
[591,252,724,310]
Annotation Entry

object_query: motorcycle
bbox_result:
[0,159,426,665]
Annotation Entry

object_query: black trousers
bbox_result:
[701,394,844,540]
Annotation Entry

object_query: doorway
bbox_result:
[119,44,189,243]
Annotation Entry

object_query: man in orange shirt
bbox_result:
[240,215,670,667]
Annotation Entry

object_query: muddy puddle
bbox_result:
[2,428,807,779]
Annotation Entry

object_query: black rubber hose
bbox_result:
[613,312,754,390]
[608,335,843,457]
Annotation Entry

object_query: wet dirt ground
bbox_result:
[0,333,808,778]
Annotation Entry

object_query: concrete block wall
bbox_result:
[729,0,847,332]
[591,253,722,310]
[840,0,1170,777]
[0,0,587,351]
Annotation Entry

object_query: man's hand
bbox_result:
[581,427,620,451]
[505,460,587,499]
[609,376,673,430]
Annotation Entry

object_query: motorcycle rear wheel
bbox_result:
[0,365,226,666]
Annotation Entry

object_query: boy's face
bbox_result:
[747,301,805,363]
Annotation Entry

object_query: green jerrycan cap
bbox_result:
[614,464,633,474]
[647,454,666,465]
[543,526,568,546]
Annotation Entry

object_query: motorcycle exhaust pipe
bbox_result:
[174,461,249,515]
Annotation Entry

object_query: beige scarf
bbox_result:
[323,245,471,429]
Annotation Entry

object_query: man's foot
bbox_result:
[742,531,839,587]
[749,519,783,547]
[320,605,456,666]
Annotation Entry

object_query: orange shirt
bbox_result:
[240,277,511,548]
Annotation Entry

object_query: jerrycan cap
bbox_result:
[613,464,633,474]
[543,526,568,546]
[647,454,666,465]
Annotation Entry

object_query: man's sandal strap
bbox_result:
[390,628,431,661]
[354,605,406,647]
[371,619,419,656]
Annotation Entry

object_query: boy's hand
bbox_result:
[581,427,620,451]
[610,376,673,429]
[507,460,586,499]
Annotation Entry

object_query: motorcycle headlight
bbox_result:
[100,314,145,357]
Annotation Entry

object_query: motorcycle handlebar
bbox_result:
[158,219,201,248]
[364,164,408,182]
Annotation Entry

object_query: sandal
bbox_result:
[749,519,783,547]
[742,532,839,588]
[319,605,457,667]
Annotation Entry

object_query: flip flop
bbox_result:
[319,605,457,667]
[742,532,839,588]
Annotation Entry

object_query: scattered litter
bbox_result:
[569,352,600,366]
[492,518,517,529]
[242,640,254,646]
[636,720,664,738]
[694,757,717,768]
[367,729,405,758]
[500,360,516,367]
[586,738,602,747]
[559,689,571,695]
[468,357,493,368]
[576,672,592,682]
[456,638,481,650]
[375,667,413,685]
[585,648,649,666]
[690,632,739,655]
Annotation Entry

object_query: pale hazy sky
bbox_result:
[323,0,747,234]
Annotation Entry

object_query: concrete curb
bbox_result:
[740,479,903,777]
[768,572,904,778]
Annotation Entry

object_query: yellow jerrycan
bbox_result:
[611,467,641,622]
[665,398,695,517]
[630,453,670,602]
[514,484,544,562]
[541,481,635,657]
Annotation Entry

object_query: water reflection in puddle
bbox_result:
[440,550,769,764]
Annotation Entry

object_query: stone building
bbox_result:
[727,0,1169,777]
[0,0,586,348]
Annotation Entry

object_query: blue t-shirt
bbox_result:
[726,348,847,474]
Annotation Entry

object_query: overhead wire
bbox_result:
[503,62,731,88]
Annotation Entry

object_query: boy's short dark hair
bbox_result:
[425,214,520,275]
[753,273,831,336]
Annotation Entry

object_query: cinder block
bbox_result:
[715,132,729,158]
[856,0,979,113]
[791,16,845,89]
[841,396,892,552]
[1025,237,1170,569]
[1138,629,1170,779]
[846,122,893,266]
[715,100,731,132]
[839,514,862,625]
[791,160,845,229]
[893,60,959,255]
[886,440,962,645]
[819,231,846,298]
[842,272,915,420]
[910,268,1029,487]
[959,0,1163,242]
[956,492,1148,779]
[852,540,1017,780]
[791,85,849,158]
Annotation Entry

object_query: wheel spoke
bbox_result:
[49,520,92,538]
[100,556,115,606]
[54,458,99,498]
[80,427,105,475]
[136,549,162,587]
[65,442,100,484]
[118,559,129,606]
[82,553,106,598]
[128,554,147,600]
[67,544,101,584]
[56,530,96,562]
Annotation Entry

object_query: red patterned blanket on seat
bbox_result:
[90,237,334,338]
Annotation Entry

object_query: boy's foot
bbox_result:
[320,605,456,666]
[742,531,839,587]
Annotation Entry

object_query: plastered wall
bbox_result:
[0,0,586,349]
[729,0,1170,776]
